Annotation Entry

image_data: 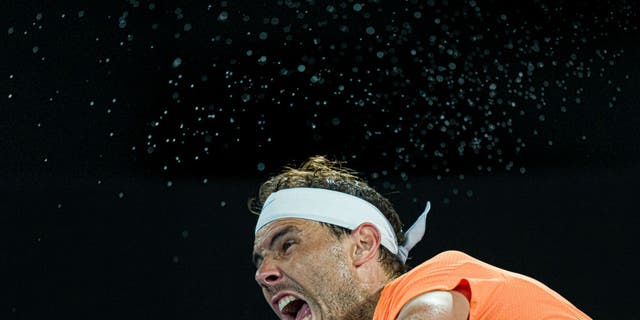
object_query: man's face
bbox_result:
[253,218,367,320]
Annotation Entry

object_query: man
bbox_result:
[250,155,591,319]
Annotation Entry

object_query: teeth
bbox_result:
[278,295,297,312]
[301,315,311,320]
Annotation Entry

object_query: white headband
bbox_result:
[254,187,430,263]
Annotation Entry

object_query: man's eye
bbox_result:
[282,240,295,252]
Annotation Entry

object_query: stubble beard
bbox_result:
[339,289,382,320]
[313,245,381,320]
[312,274,380,320]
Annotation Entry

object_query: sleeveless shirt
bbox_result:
[373,250,591,319]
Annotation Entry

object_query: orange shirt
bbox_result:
[373,250,591,319]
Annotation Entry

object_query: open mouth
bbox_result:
[277,295,312,320]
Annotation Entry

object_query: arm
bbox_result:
[396,290,470,320]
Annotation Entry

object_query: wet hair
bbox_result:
[249,155,407,278]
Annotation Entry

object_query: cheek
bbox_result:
[328,244,353,279]
[289,243,343,277]
[305,244,355,306]
[308,244,353,281]
[287,237,353,284]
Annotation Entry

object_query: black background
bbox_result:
[2,0,639,319]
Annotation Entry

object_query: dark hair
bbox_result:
[249,155,407,278]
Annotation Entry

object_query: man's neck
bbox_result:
[341,289,382,320]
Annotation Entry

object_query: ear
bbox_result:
[350,223,382,267]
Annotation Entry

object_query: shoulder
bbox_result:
[408,250,477,271]
[390,250,480,290]
[396,290,470,320]
[374,250,479,320]
[430,250,474,261]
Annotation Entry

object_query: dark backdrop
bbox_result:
[2,0,639,319]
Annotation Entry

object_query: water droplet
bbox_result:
[172,57,182,68]
[217,11,229,22]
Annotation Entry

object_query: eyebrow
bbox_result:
[252,226,297,268]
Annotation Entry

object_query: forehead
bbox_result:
[254,218,319,245]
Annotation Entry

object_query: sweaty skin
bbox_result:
[396,290,470,320]
[254,218,468,320]
[253,218,376,320]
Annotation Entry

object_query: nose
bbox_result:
[255,257,283,288]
